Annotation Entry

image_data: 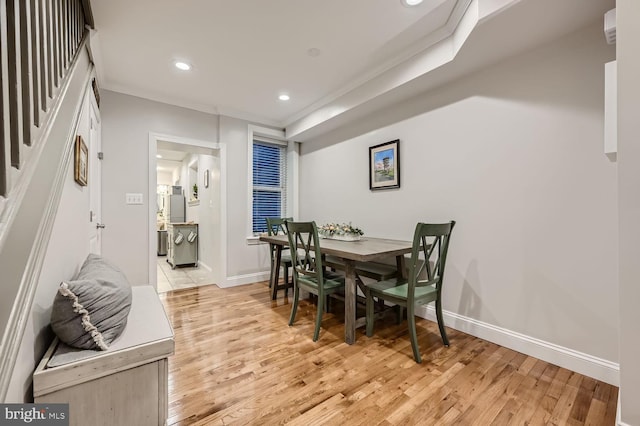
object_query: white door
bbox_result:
[88,98,103,254]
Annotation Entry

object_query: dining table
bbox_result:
[259,234,414,345]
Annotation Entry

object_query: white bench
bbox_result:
[33,285,174,426]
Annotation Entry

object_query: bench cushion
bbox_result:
[50,254,132,350]
[45,286,172,368]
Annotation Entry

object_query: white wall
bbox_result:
[166,151,218,272]
[184,154,197,202]
[218,116,271,282]
[100,91,218,284]
[186,202,199,223]
[6,90,94,402]
[299,24,618,369]
[101,92,274,285]
[194,153,218,271]
[617,1,640,423]
[179,156,189,200]
[157,171,173,186]
[172,168,180,186]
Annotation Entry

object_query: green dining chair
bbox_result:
[365,221,455,363]
[287,221,345,342]
[266,217,294,300]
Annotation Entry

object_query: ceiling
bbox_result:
[91,0,615,140]
[156,150,185,176]
[156,141,216,176]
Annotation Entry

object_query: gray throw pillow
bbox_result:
[50,254,132,350]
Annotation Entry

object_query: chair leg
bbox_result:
[395,306,403,325]
[313,293,324,342]
[436,299,449,347]
[407,303,422,363]
[365,289,374,337]
[271,263,282,301]
[284,265,290,298]
[289,284,300,326]
[271,274,278,300]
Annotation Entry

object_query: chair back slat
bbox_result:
[408,221,456,301]
[286,221,324,286]
[266,217,292,236]
[266,217,293,257]
[293,229,314,275]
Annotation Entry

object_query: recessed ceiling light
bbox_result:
[174,61,191,71]
[156,154,163,159]
[401,0,423,6]
[279,94,290,101]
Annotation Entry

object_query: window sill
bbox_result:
[246,236,267,245]
[188,200,200,207]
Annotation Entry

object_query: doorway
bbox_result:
[88,95,102,255]
[148,133,227,292]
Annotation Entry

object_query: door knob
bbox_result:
[96,223,106,229]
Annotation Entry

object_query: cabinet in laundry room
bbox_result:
[167,223,198,268]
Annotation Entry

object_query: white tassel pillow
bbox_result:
[50,254,132,350]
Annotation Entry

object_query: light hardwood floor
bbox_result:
[160,282,618,425]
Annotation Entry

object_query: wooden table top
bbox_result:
[259,234,413,262]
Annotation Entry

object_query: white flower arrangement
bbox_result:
[318,222,364,241]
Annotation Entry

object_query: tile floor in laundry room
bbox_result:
[156,256,217,293]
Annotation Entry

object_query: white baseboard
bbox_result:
[197,261,212,272]
[616,392,633,426]
[220,271,271,288]
[617,392,621,426]
[416,305,620,386]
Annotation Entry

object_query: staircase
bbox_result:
[1,0,93,199]
[0,0,95,400]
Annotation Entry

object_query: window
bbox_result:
[252,139,287,234]
[247,124,295,242]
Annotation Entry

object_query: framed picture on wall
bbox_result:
[369,139,400,190]
[74,135,88,186]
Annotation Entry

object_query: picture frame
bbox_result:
[369,139,400,190]
[204,169,209,188]
[74,135,88,186]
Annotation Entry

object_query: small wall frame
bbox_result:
[74,135,88,186]
[369,139,400,190]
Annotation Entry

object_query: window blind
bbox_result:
[252,140,287,233]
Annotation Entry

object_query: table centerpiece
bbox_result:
[318,222,364,241]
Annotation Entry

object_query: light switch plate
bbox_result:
[125,193,143,205]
